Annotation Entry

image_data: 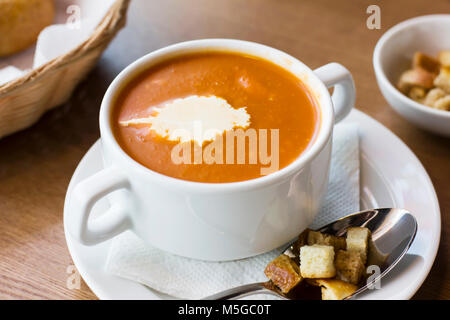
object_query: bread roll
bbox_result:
[0,0,54,57]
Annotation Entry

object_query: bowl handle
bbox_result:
[67,166,131,245]
[314,63,356,123]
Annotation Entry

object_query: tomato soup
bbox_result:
[112,52,319,183]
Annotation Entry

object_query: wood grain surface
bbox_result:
[0,0,449,300]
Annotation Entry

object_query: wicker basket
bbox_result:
[0,0,130,139]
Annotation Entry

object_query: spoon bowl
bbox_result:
[203,208,417,300]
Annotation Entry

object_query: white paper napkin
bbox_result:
[105,123,360,299]
[0,0,115,86]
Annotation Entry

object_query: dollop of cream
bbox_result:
[120,95,251,145]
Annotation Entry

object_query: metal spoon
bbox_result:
[202,208,417,300]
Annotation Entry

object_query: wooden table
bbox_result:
[0,0,448,300]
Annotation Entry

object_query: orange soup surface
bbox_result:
[113,52,319,183]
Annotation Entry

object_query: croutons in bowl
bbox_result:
[373,15,450,137]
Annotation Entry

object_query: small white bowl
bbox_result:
[374,15,450,137]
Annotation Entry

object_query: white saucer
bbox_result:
[64,109,441,300]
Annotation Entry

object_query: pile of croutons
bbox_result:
[397,50,450,111]
[264,227,371,300]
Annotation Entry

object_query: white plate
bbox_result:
[64,109,441,300]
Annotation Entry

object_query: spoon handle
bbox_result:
[202,282,280,300]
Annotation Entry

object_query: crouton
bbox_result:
[264,254,302,293]
[397,68,436,93]
[298,228,309,247]
[291,229,310,256]
[314,279,358,300]
[438,50,450,67]
[408,86,426,101]
[307,230,346,251]
[346,227,370,264]
[335,250,365,285]
[434,67,450,93]
[424,88,446,107]
[433,95,450,111]
[413,52,441,74]
[300,245,336,278]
